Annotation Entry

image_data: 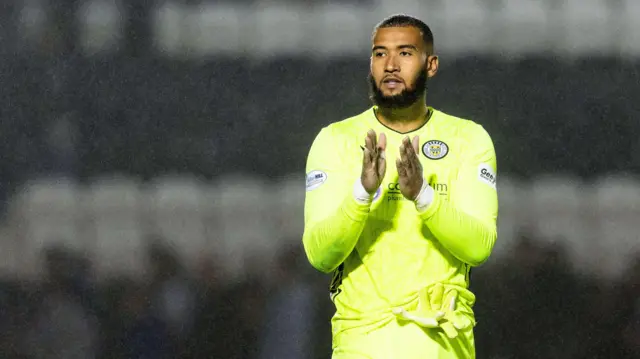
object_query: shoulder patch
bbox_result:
[422,140,449,160]
[477,164,497,189]
[306,170,328,191]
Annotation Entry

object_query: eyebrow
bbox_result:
[372,44,419,52]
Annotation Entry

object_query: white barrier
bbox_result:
[2,173,639,281]
[61,0,640,58]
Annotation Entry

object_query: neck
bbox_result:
[375,100,430,133]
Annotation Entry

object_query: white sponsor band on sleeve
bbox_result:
[477,163,497,189]
[306,170,328,191]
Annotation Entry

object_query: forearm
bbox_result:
[417,186,497,266]
[303,186,372,273]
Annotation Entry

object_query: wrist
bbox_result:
[353,178,374,204]
[414,180,434,212]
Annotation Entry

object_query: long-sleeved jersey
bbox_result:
[302,106,498,339]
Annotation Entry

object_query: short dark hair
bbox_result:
[374,14,434,51]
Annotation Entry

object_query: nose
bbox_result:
[384,54,399,73]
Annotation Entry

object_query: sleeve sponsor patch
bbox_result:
[478,164,497,189]
[306,170,327,191]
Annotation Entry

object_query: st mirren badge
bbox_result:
[422,140,449,160]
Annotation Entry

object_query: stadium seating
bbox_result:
[210,174,280,280]
[313,3,369,56]
[529,174,587,251]
[561,0,613,55]
[3,174,640,280]
[3,0,640,282]
[10,177,82,277]
[147,175,209,273]
[252,5,311,57]
[493,0,549,57]
[620,0,640,55]
[438,0,488,55]
[590,175,640,278]
[271,174,305,243]
[77,0,122,55]
[19,0,640,58]
[85,176,147,279]
[494,176,524,257]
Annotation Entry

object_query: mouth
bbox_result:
[382,77,404,89]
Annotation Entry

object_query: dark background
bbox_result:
[0,1,638,358]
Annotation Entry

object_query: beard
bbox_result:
[368,69,428,109]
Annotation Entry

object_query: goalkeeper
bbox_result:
[302,14,498,359]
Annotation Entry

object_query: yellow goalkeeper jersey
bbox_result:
[303,106,498,340]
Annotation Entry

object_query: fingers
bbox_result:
[366,129,387,152]
[363,136,372,166]
[406,136,422,171]
[378,151,387,178]
[364,133,373,150]
[378,132,387,151]
[377,132,386,163]
[412,135,420,154]
[398,136,421,174]
[366,129,377,152]
[399,137,411,168]
[363,130,377,166]
[362,147,371,169]
[363,129,387,165]
[363,130,387,184]
[397,141,410,179]
[404,136,419,162]
[396,157,406,177]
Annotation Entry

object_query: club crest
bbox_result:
[422,140,449,160]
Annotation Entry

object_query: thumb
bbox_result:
[412,135,420,154]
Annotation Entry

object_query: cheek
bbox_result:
[370,63,381,77]
[370,72,384,86]
[405,67,423,87]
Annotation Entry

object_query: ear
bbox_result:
[426,55,439,78]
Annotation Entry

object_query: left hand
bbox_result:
[396,135,424,201]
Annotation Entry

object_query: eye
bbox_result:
[374,52,385,57]
[400,51,412,56]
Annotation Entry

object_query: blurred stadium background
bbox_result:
[0,0,639,358]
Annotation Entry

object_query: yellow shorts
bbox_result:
[331,319,475,359]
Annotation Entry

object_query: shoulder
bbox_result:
[306,109,371,166]
[326,108,373,134]
[314,107,373,141]
[433,108,493,146]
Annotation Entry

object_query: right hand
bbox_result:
[361,129,387,194]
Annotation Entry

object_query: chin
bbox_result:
[383,89,403,97]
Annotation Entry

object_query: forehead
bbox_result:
[372,26,424,49]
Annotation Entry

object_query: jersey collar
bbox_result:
[367,106,438,135]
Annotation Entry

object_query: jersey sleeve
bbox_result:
[419,124,498,266]
[302,126,372,273]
